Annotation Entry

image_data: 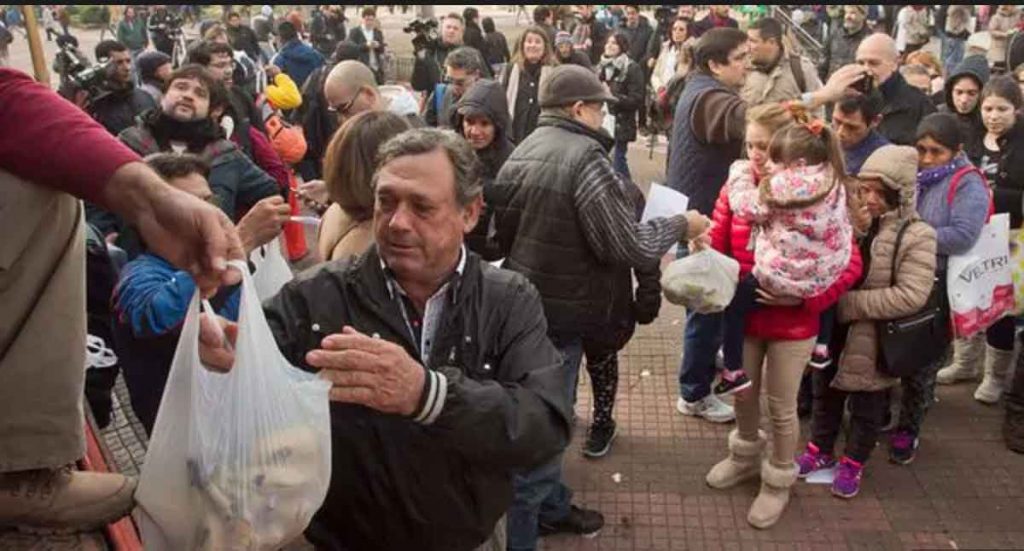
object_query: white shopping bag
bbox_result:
[660,249,740,314]
[249,236,293,301]
[136,260,331,550]
[948,213,1014,338]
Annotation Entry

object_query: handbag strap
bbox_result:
[889,220,916,288]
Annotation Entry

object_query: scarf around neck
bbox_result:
[147,110,224,153]
[599,53,631,82]
[917,153,969,189]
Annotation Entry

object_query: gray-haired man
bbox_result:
[201,128,570,551]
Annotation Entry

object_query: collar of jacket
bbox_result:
[343,245,480,342]
[880,70,908,101]
[752,47,786,74]
[997,116,1024,150]
[537,114,615,152]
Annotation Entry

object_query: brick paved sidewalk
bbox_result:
[544,302,1024,551]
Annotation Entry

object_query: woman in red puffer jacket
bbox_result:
[697,102,863,530]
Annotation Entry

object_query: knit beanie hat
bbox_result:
[136,50,172,82]
[555,31,573,47]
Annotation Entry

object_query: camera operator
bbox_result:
[148,5,181,57]
[88,41,158,136]
[410,13,463,94]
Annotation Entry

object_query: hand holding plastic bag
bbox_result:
[136,260,331,550]
[661,249,740,314]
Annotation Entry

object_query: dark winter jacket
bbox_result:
[265,247,571,551]
[455,79,515,261]
[691,13,738,38]
[227,24,261,61]
[570,16,610,65]
[464,21,487,56]
[844,130,890,176]
[411,41,458,93]
[423,83,458,128]
[667,72,745,215]
[877,71,937,146]
[118,110,279,221]
[503,62,545,144]
[347,26,386,77]
[990,116,1024,229]
[273,39,325,89]
[490,115,624,337]
[598,56,645,143]
[820,23,869,80]
[310,11,347,57]
[618,16,654,65]
[940,55,990,164]
[483,30,511,66]
[89,83,157,136]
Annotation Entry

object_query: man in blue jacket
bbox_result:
[273,20,324,89]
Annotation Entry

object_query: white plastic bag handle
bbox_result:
[198,260,251,365]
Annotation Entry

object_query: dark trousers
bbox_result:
[583,346,618,429]
[722,274,759,372]
[1005,333,1024,452]
[988,315,1017,351]
[811,362,889,463]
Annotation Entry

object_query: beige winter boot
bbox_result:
[937,334,985,384]
[747,459,799,529]
[706,429,766,489]
[975,345,1016,404]
[0,466,136,532]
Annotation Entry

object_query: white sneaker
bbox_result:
[676,395,736,423]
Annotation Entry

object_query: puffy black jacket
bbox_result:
[877,71,937,146]
[455,79,515,260]
[264,247,571,551]
[991,116,1024,229]
[491,115,621,337]
[940,55,990,164]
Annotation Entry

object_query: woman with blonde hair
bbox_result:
[317,110,412,262]
[501,25,557,143]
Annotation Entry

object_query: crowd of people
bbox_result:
[4,4,1024,551]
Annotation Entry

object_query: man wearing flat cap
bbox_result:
[490,63,711,551]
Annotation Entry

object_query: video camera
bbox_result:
[54,40,111,105]
[403,18,439,53]
[148,11,184,38]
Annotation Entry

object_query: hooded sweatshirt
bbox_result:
[941,55,990,164]
[454,79,515,261]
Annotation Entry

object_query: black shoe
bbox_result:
[713,372,752,396]
[582,422,617,459]
[539,505,604,537]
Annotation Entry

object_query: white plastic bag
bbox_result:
[249,236,293,301]
[948,213,1014,338]
[136,260,332,550]
[660,249,740,314]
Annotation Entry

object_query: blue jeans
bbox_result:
[613,139,631,181]
[677,244,722,402]
[507,334,581,551]
[941,33,966,77]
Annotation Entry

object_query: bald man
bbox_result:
[856,33,936,145]
[322,60,423,126]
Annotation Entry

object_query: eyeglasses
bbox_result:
[327,92,360,117]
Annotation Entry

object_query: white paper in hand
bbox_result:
[642,183,690,256]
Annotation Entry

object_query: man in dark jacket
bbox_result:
[939,55,990,164]
[820,5,870,81]
[856,33,936,146]
[833,90,889,175]
[491,63,710,551]
[570,4,610,65]
[618,5,654,131]
[146,5,180,57]
[117,64,279,222]
[411,13,463,93]
[226,11,261,62]
[424,47,483,129]
[200,127,571,551]
[310,5,346,58]
[347,7,387,84]
[556,31,593,68]
[90,40,157,136]
[462,7,487,55]
[454,79,515,260]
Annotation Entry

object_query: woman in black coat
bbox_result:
[597,32,645,181]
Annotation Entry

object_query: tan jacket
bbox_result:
[834,213,937,392]
[741,52,823,117]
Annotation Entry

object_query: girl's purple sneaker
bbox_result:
[831,456,863,499]
[796,442,836,478]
